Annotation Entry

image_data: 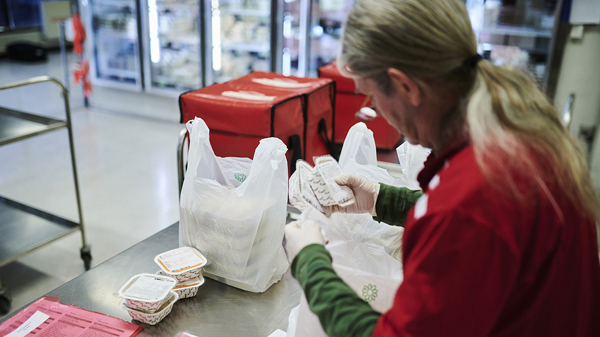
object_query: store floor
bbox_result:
[0,52,400,318]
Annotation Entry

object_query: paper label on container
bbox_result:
[123,275,174,300]
[159,249,205,273]
[5,311,49,337]
[298,163,324,212]
[316,160,355,205]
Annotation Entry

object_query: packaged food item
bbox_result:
[155,247,208,282]
[288,155,355,212]
[314,155,355,206]
[156,271,205,299]
[118,274,177,313]
[289,160,325,212]
[121,291,178,325]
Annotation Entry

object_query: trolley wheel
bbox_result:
[0,289,11,316]
[80,245,92,271]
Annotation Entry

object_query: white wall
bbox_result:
[553,25,600,192]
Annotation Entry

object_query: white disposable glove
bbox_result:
[325,173,380,216]
[284,220,326,263]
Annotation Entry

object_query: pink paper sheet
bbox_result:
[0,296,143,337]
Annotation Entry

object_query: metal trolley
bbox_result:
[0,76,91,315]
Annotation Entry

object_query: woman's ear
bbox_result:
[387,68,421,107]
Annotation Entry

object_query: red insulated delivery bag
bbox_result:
[179,71,336,172]
[318,62,402,150]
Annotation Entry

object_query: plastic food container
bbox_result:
[155,247,208,282]
[156,271,205,299]
[122,291,178,325]
[118,273,177,313]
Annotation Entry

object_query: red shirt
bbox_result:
[374,144,600,336]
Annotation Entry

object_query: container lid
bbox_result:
[155,247,207,275]
[118,274,177,302]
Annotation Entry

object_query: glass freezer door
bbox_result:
[281,0,309,77]
[307,0,352,78]
[466,0,559,86]
[89,0,143,90]
[142,0,202,93]
[280,0,353,78]
[205,0,273,84]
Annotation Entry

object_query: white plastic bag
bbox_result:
[179,117,289,293]
[338,122,401,186]
[396,141,431,190]
[286,305,300,337]
[291,208,403,337]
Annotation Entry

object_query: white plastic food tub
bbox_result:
[122,291,179,325]
[156,270,205,299]
[155,247,207,282]
[118,273,177,313]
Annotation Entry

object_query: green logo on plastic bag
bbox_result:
[362,284,378,302]
[234,173,247,183]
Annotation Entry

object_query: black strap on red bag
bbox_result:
[318,118,340,160]
[316,81,339,160]
[288,134,302,174]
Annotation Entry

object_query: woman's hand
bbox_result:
[284,220,326,263]
[325,174,380,216]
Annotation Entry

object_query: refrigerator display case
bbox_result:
[84,0,564,97]
[281,0,306,76]
[141,0,202,94]
[307,0,351,78]
[204,0,276,85]
[280,0,353,78]
[281,0,563,87]
[88,0,143,91]
[466,0,561,88]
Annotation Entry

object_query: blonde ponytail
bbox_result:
[468,61,600,221]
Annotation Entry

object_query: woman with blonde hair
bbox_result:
[284,0,600,336]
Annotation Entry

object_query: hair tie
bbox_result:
[463,54,482,68]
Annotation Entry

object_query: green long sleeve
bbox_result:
[291,244,381,337]
[290,185,422,336]
[374,184,423,226]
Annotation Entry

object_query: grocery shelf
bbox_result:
[94,0,134,7]
[222,8,270,17]
[477,25,552,38]
[167,34,201,45]
[96,28,138,41]
[221,43,270,53]
[100,67,138,79]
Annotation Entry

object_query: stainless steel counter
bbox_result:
[1,223,302,336]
